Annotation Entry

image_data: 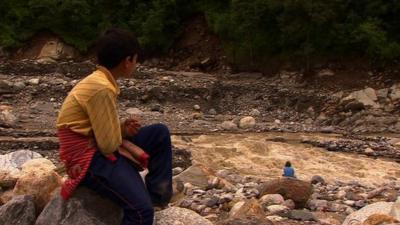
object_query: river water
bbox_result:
[172,132,400,186]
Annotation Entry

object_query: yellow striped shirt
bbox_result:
[56,66,123,155]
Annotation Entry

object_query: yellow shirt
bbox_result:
[56,66,123,155]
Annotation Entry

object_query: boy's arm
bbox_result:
[121,139,149,168]
[86,89,122,159]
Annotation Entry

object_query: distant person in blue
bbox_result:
[283,161,296,178]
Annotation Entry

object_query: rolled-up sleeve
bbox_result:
[85,88,122,155]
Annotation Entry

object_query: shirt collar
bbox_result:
[96,66,120,95]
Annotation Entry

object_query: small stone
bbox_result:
[36,57,56,64]
[345,207,355,214]
[364,148,374,154]
[192,112,203,120]
[208,108,217,115]
[180,199,193,208]
[207,177,220,189]
[13,81,26,90]
[50,98,56,102]
[260,194,285,206]
[336,190,347,199]
[220,193,234,202]
[192,204,206,213]
[274,119,281,124]
[283,199,296,210]
[329,203,347,212]
[311,175,325,185]
[192,189,206,195]
[28,78,40,85]
[285,209,317,221]
[203,196,219,207]
[266,215,285,222]
[193,105,201,111]
[216,169,230,178]
[266,205,289,214]
[307,199,329,211]
[150,104,163,113]
[318,69,335,77]
[239,116,256,129]
[220,121,238,131]
[172,167,183,175]
[126,108,143,116]
[0,109,17,127]
[249,109,261,117]
[344,200,355,206]
[354,200,367,208]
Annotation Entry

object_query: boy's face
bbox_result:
[122,54,137,78]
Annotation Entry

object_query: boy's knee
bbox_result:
[152,123,170,137]
[155,123,169,135]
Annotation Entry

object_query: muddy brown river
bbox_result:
[172,132,400,185]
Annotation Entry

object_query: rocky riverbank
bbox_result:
[1,58,400,224]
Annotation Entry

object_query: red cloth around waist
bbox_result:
[58,128,96,200]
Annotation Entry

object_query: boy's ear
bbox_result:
[132,54,137,62]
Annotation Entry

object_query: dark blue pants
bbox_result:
[81,124,172,225]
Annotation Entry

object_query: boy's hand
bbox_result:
[138,152,150,169]
[124,117,141,137]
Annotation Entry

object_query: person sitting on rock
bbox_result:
[56,28,172,225]
[282,161,296,178]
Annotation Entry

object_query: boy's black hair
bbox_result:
[285,161,291,167]
[96,28,141,69]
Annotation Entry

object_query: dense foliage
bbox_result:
[1,0,400,65]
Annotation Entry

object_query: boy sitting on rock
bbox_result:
[56,28,172,225]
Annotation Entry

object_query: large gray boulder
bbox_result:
[0,150,42,172]
[341,88,379,110]
[342,202,394,225]
[35,188,122,225]
[155,207,213,225]
[173,164,213,189]
[0,195,36,225]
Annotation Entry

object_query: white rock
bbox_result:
[173,167,184,175]
[126,108,143,116]
[389,83,400,101]
[208,109,217,115]
[364,148,374,154]
[0,109,17,127]
[390,197,400,220]
[193,105,201,111]
[344,200,355,206]
[36,57,57,64]
[220,121,238,131]
[342,87,379,109]
[260,194,285,206]
[266,215,285,221]
[239,116,256,129]
[0,150,42,172]
[13,81,26,90]
[308,199,329,210]
[266,205,289,214]
[336,190,347,199]
[249,109,261,117]
[318,69,335,77]
[156,207,213,225]
[28,78,40,85]
[364,87,378,101]
[342,202,394,225]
